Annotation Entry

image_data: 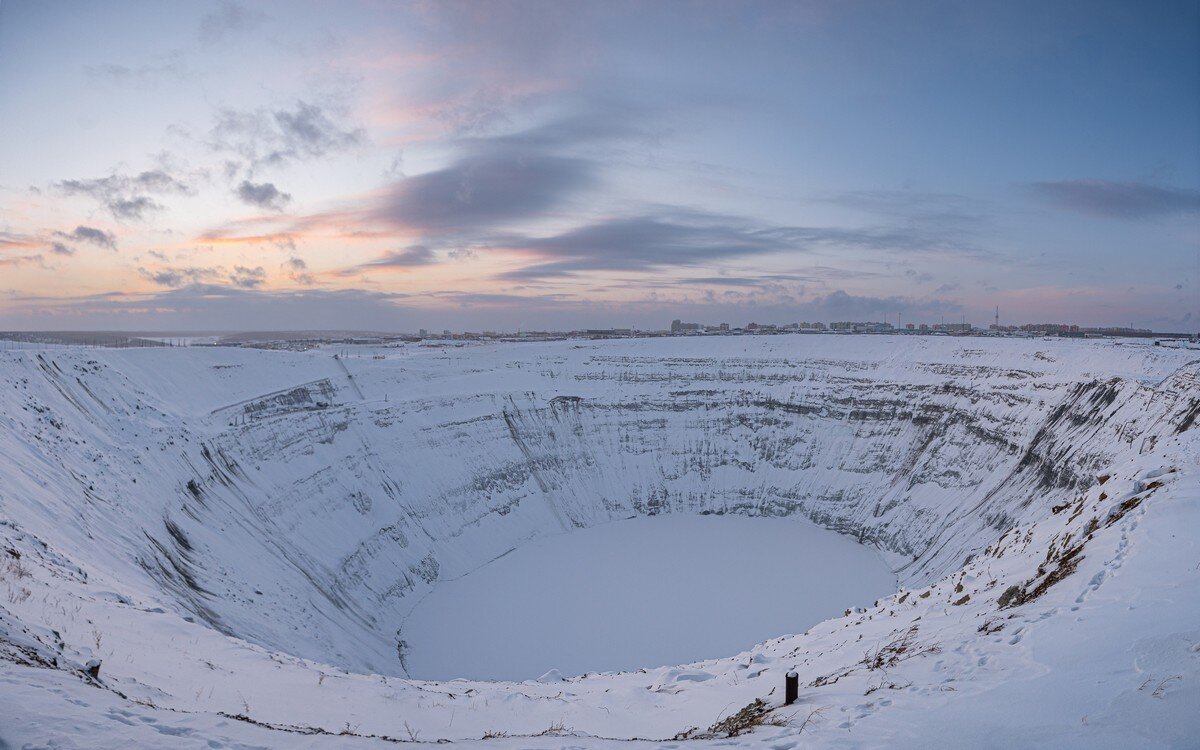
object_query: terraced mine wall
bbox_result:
[2,337,1197,675]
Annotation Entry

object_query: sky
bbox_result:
[0,0,1197,333]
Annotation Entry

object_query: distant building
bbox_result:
[586,329,632,337]
[1080,326,1152,337]
[671,319,702,333]
[1020,323,1079,334]
[830,321,893,333]
[932,322,971,334]
[1010,323,1157,338]
[746,322,778,332]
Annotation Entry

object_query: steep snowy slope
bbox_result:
[1,335,1197,747]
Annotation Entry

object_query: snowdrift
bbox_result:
[1,335,1197,748]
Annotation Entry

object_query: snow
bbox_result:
[402,514,896,681]
[0,334,1198,747]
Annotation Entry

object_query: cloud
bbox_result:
[823,189,985,227]
[330,245,437,277]
[0,253,46,268]
[229,265,267,288]
[798,289,963,321]
[193,115,649,255]
[5,284,415,332]
[461,107,658,151]
[199,1,264,43]
[138,264,264,290]
[677,276,762,287]
[50,242,75,256]
[283,257,314,285]
[199,112,979,291]
[191,208,301,247]
[138,266,218,288]
[348,116,646,239]
[111,197,162,220]
[489,208,981,282]
[366,245,436,268]
[777,225,985,256]
[335,114,986,279]
[56,170,193,220]
[235,181,292,211]
[672,266,885,288]
[422,291,575,308]
[1029,180,1200,219]
[370,152,594,234]
[210,101,365,171]
[494,213,797,280]
[274,102,364,158]
[0,231,42,251]
[53,225,117,250]
[85,53,191,85]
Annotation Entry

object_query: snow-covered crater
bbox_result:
[2,335,1198,747]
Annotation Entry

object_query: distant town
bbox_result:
[2,317,1198,351]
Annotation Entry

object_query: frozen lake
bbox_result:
[402,514,896,681]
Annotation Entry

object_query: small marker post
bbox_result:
[785,670,798,705]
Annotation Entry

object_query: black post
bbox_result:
[785,671,798,705]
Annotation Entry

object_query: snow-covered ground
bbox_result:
[403,514,896,681]
[1,334,1198,747]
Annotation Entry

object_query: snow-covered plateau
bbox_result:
[1,335,1197,748]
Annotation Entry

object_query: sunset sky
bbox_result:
[1,0,1197,332]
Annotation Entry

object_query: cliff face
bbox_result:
[1,336,1197,677]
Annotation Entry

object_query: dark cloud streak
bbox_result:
[1029,180,1200,219]
[236,181,292,211]
[491,213,983,282]
[330,245,437,277]
[138,266,218,288]
[56,170,192,221]
[370,152,594,234]
[53,226,117,250]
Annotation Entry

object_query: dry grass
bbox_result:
[534,720,570,737]
[710,698,789,737]
[674,698,788,740]
[861,624,941,671]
